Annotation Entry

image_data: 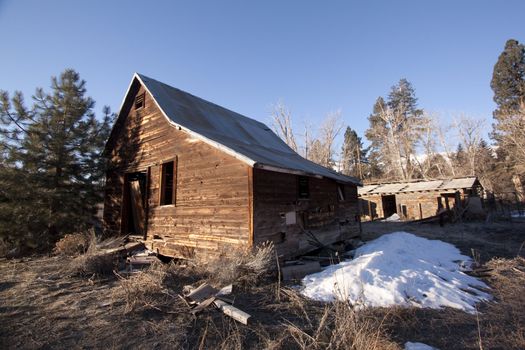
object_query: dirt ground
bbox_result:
[1,219,524,349]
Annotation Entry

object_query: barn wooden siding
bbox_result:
[360,189,468,221]
[253,169,360,259]
[103,84,252,259]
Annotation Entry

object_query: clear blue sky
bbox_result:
[1,0,524,147]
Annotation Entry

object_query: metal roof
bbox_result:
[358,177,479,196]
[115,74,361,185]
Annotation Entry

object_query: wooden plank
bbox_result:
[186,283,219,303]
[213,300,251,325]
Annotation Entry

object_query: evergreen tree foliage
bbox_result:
[490,39,525,196]
[387,78,423,120]
[340,127,366,178]
[365,97,388,178]
[490,39,525,118]
[0,70,113,251]
[364,79,424,181]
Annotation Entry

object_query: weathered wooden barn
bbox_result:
[358,177,484,221]
[103,73,361,260]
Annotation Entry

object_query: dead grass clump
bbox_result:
[283,301,400,350]
[199,242,275,286]
[116,261,173,313]
[0,238,10,257]
[54,230,94,256]
[64,233,117,277]
[479,257,525,349]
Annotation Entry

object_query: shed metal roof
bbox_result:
[358,177,479,196]
[110,73,361,185]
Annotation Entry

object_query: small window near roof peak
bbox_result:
[135,92,145,110]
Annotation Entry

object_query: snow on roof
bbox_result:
[134,74,361,185]
[358,177,479,196]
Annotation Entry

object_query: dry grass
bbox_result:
[196,242,275,286]
[272,289,400,350]
[2,222,524,349]
[115,261,173,313]
[0,239,9,258]
[63,233,118,277]
[53,230,94,256]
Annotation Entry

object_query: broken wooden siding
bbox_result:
[103,83,251,259]
[360,189,468,221]
[252,169,360,258]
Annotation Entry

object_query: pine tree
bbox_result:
[365,97,388,176]
[364,80,425,181]
[340,127,365,178]
[490,39,525,118]
[387,78,423,120]
[0,70,113,250]
[490,39,525,197]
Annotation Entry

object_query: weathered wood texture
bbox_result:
[360,189,470,221]
[252,169,360,259]
[103,83,251,259]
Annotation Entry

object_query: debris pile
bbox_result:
[181,283,251,325]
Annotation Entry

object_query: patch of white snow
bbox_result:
[301,232,490,312]
[383,213,401,222]
[404,342,438,350]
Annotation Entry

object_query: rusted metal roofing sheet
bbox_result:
[135,74,361,185]
[358,177,479,196]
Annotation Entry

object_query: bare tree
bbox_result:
[453,114,486,176]
[371,103,423,180]
[270,100,298,152]
[318,110,344,168]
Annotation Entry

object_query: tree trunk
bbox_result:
[512,174,525,202]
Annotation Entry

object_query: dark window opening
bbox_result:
[160,160,176,205]
[135,92,145,110]
[338,184,345,201]
[298,176,309,199]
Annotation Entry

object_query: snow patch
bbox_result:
[382,213,401,222]
[301,232,490,312]
[405,342,438,350]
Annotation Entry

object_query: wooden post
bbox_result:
[418,203,423,220]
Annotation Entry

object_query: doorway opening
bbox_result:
[122,171,147,238]
[381,195,397,218]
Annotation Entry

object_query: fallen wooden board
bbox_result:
[281,261,322,281]
[186,283,219,304]
[191,296,216,315]
[214,299,251,325]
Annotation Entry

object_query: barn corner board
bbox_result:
[103,73,361,260]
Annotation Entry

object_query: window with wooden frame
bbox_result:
[298,176,310,199]
[159,158,177,206]
[135,92,145,110]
